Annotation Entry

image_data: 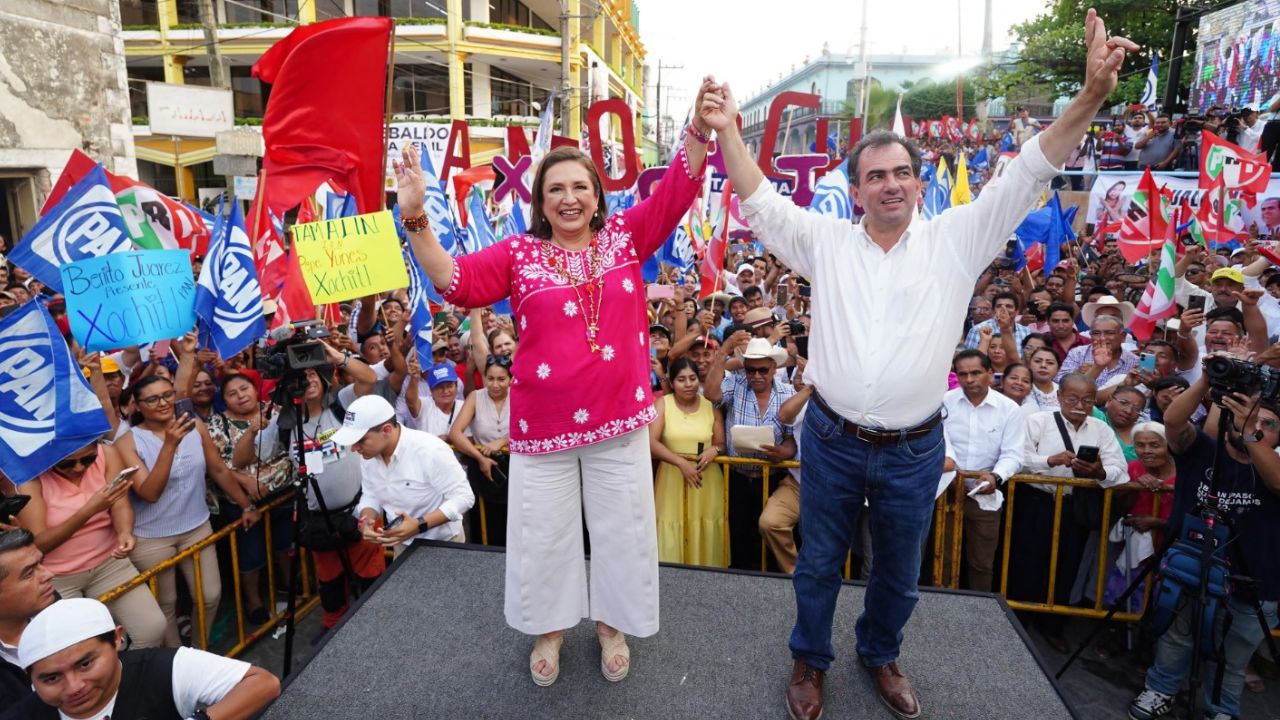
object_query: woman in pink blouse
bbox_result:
[400,79,716,687]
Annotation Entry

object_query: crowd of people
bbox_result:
[0,10,1278,720]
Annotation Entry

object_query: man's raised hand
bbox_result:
[700,80,736,134]
[1082,8,1139,102]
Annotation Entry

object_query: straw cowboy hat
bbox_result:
[741,337,788,365]
[1081,295,1135,326]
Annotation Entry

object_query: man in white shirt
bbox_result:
[702,10,1138,718]
[337,395,474,555]
[943,350,1026,593]
[7,598,279,720]
[1009,373,1127,651]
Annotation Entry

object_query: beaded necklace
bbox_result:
[542,236,604,353]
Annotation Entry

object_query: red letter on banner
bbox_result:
[586,98,640,191]
[441,119,471,180]
[758,92,820,176]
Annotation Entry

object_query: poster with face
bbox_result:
[1086,174,1280,238]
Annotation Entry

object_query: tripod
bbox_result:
[1057,403,1278,718]
[277,373,362,678]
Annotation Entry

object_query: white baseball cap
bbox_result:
[736,263,754,276]
[331,395,396,447]
[19,598,117,669]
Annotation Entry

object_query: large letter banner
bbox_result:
[292,210,409,304]
[61,249,197,352]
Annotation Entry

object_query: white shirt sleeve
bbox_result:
[170,646,252,718]
[423,440,474,522]
[1023,412,1054,473]
[354,457,380,517]
[256,416,282,463]
[738,183,832,281]
[994,404,1026,481]
[1094,421,1129,489]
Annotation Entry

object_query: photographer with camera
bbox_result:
[1127,357,1280,720]
[232,340,385,631]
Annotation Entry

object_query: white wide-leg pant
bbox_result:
[505,427,659,637]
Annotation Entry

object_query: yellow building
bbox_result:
[118,0,648,202]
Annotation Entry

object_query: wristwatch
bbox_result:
[418,515,432,531]
[191,709,211,720]
[990,473,1005,485]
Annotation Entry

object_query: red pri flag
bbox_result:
[1117,168,1169,263]
[1200,131,1272,194]
[252,17,393,216]
[700,179,732,300]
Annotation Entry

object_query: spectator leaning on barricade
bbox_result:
[704,335,797,571]
[1011,373,1128,652]
[1128,363,1280,720]
[206,373,294,628]
[650,356,727,567]
[449,354,512,547]
[943,350,1026,592]
[10,441,166,649]
[234,342,385,631]
[113,375,262,648]
[0,528,56,708]
[2,598,279,720]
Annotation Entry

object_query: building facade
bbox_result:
[119,0,647,200]
[0,0,136,250]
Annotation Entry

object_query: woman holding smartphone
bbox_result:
[114,375,262,647]
[449,355,513,546]
[13,440,167,648]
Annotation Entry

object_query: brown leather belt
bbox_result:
[810,392,943,445]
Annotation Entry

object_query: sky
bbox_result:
[637,0,1052,111]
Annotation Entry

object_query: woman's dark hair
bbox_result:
[484,354,513,375]
[528,146,608,239]
[219,372,257,401]
[1002,362,1031,380]
[128,375,174,426]
[667,356,699,380]
[1021,332,1052,350]
[1028,346,1060,367]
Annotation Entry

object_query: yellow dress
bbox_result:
[654,394,727,567]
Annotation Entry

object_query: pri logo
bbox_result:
[1204,145,1269,191]
[0,313,56,457]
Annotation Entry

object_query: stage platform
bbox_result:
[261,543,1075,719]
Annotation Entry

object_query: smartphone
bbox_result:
[794,336,809,359]
[1139,352,1156,373]
[646,283,675,300]
[1187,295,1206,313]
[1076,445,1100,463]
[993,372,1004,384]
[798,284,812,298]
[383,515,405,532]
[109,466,140,491]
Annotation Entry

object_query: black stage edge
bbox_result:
[262,542,1077,719]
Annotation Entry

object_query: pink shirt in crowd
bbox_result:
[35,453,116,574]
[442,148,704,454]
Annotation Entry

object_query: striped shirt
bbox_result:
[1097,134,1131,170]
[717,372,795,459]
[963,319,1032,351]
[129,427,210,538]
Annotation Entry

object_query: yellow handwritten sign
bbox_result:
[291,211,408,304]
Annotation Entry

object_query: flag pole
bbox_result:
[381,20,397,210]
[249,167,267,246]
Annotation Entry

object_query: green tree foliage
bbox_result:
[899,78,978,119]
[978,0,1201,108]
[844,85,902,131]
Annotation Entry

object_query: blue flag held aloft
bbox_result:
[462,188,512,314]
[1013,191,1077,271]
[196,199,267,359]
[419,149,463,256]
[403,247,436,368]
[0,301,112,485]
[970,148,990,171]
[808,159,853,220]
[922,162,952,220]
[10,165,133,294]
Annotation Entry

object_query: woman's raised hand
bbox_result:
[395,143,428,219]
[699,79,737,133]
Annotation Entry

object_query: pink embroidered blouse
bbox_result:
[441,148,705,454]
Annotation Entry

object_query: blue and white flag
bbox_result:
[659,223,698,272]
[1140,53,1159,109]
[970,148,990,171]
[808,159,853,220]
[196,199,266,359]
[10,166,133,294]
[0,301,111,485]
[922,161,952,220]
[420,148,462,256]
[499,198,529,239]
[403,247,436,367]
[465,187,498,253]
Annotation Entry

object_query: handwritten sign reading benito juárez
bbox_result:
[291,211,408,305]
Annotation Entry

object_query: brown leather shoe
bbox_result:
[786,660,825,720]
[866,662,920,719]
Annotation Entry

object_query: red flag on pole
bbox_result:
[700,180,732,300]
[253,17,394,216]
[1199,130,1272,194]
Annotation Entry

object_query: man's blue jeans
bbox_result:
[789,403,945,670]
[1144,596,1278,717]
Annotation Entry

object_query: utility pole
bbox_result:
[198,0,229,89]
[655,61,683,160]
[559,1,572,135]
[856,0,869,118]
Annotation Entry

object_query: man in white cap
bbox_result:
[5,598,279,720]
[337,395,474,555]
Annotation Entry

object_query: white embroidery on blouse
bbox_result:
[634,386,645,402]
[563,300,578,317]
[573,408,590,425]
[536,363,551,379]
[509,405,656,455]
[601,345,615,361]
[518,418,529,433]
[622,278,634,294]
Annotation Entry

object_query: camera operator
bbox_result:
[1127,360,1280,720]
[231,341,386,632]
[1175,116,1203,173]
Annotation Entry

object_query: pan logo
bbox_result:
[49,194,132,265]
[0,318,56,457]
[207,240,264,338]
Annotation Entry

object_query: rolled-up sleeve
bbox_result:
[424,441,474,521]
